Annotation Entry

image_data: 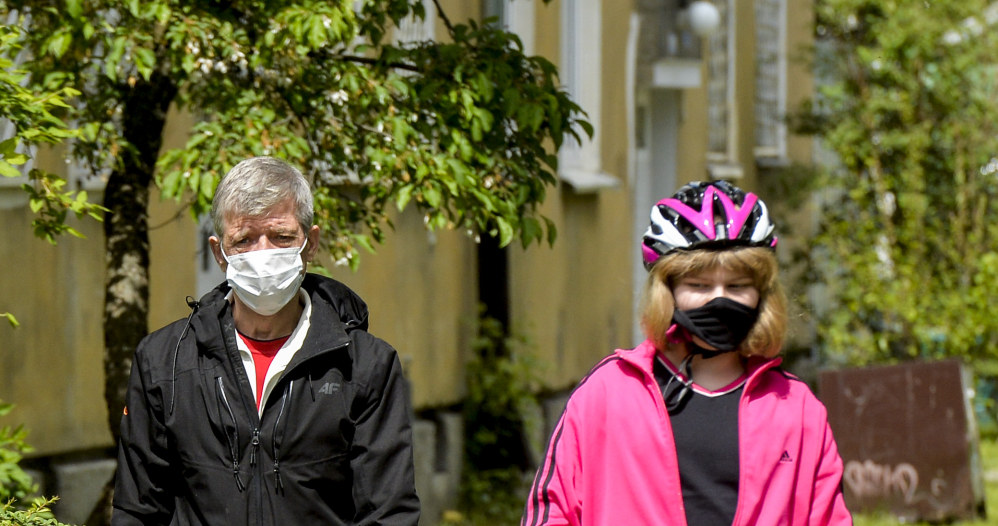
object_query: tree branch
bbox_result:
[431,0,456,36]
[339,53,420,73]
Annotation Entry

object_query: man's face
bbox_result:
[210,198,319,269]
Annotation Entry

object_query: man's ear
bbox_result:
[209,236,227,271]
[303,225,320,263]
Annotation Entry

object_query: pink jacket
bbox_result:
[522,340,852,526]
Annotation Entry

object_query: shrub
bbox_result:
[1,497,74,526]
[0,401,74,526]
[0,401,37,503]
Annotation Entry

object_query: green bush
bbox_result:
[0,401,74,526]
[0,401,37,504]
[1,497,74,526]
[451,313,543,525]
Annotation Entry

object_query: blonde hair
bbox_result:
[640,247,787,358]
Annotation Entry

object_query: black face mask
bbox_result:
[671,296,759,356]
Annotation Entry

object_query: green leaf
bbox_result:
[424,185,442,208]
[354,234,376,254]
[495,217,514,248]
[47,31,72,58]
[134,47,157,80]
[543,216,557,246]
[0,162,22,178]
[65,0,83,18]
[520,217,541,248]
[396,184,414,212]
[2,313,18,329]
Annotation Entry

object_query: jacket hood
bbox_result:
[301,273,370,331]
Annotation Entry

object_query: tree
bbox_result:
[794,0,998,365]
[0,16,104,328]
[5,0,587,522]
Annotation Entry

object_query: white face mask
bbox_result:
[222,239,308,316]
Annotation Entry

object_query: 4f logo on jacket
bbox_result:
[317,382,340,395]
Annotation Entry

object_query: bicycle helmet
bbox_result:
[641,180,777,269]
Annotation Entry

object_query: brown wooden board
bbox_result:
[818,359,986,522]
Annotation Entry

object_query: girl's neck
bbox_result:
[662,344,746,391]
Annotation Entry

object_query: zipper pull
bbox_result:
[274,460,284,493]
[250,428,261,466]
[232,460,245,492]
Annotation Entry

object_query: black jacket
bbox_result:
[112,274,420,525]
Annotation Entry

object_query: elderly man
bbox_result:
[112,156,420,525]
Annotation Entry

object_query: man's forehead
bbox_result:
[223,212,301,234]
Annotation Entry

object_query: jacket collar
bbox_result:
[617,339,783,391]
[188,273,367,362]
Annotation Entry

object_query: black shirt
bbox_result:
[655,356,743,526]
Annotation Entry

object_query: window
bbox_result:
[705,0,741,179]
[754,0,787,161]
[706,0,732,159]
[558,0,616,192]
[496,0,536,55]
[394,0,436,46]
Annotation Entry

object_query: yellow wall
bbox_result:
[0,191,109,455]
[324,210,478,408]
[508,0,636,390]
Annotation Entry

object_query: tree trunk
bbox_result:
[89,72,177,526]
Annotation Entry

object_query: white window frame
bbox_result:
[502,0,536,55]
[753,0,788,162]
[705,0,742,180]
[393,0,437,47]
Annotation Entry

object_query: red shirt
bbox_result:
[238,332,290,409]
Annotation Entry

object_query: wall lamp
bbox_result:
[679,0,722,38]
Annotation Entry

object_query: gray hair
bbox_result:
[211,157,314,236]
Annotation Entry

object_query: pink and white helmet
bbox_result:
[642,180,777,269]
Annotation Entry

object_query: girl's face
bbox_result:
[673,265,760,311]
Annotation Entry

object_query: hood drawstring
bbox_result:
[307,370,316,402]
[272,381,294,494]
[170,297,200,415]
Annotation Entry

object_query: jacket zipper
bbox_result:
[250,427,261,467]
[232,339,352,523]
[271,381,293,493]
[216,377,246,491]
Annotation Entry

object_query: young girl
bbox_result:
[522,181,852,526]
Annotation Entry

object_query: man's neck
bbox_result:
[232,295,304,340]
